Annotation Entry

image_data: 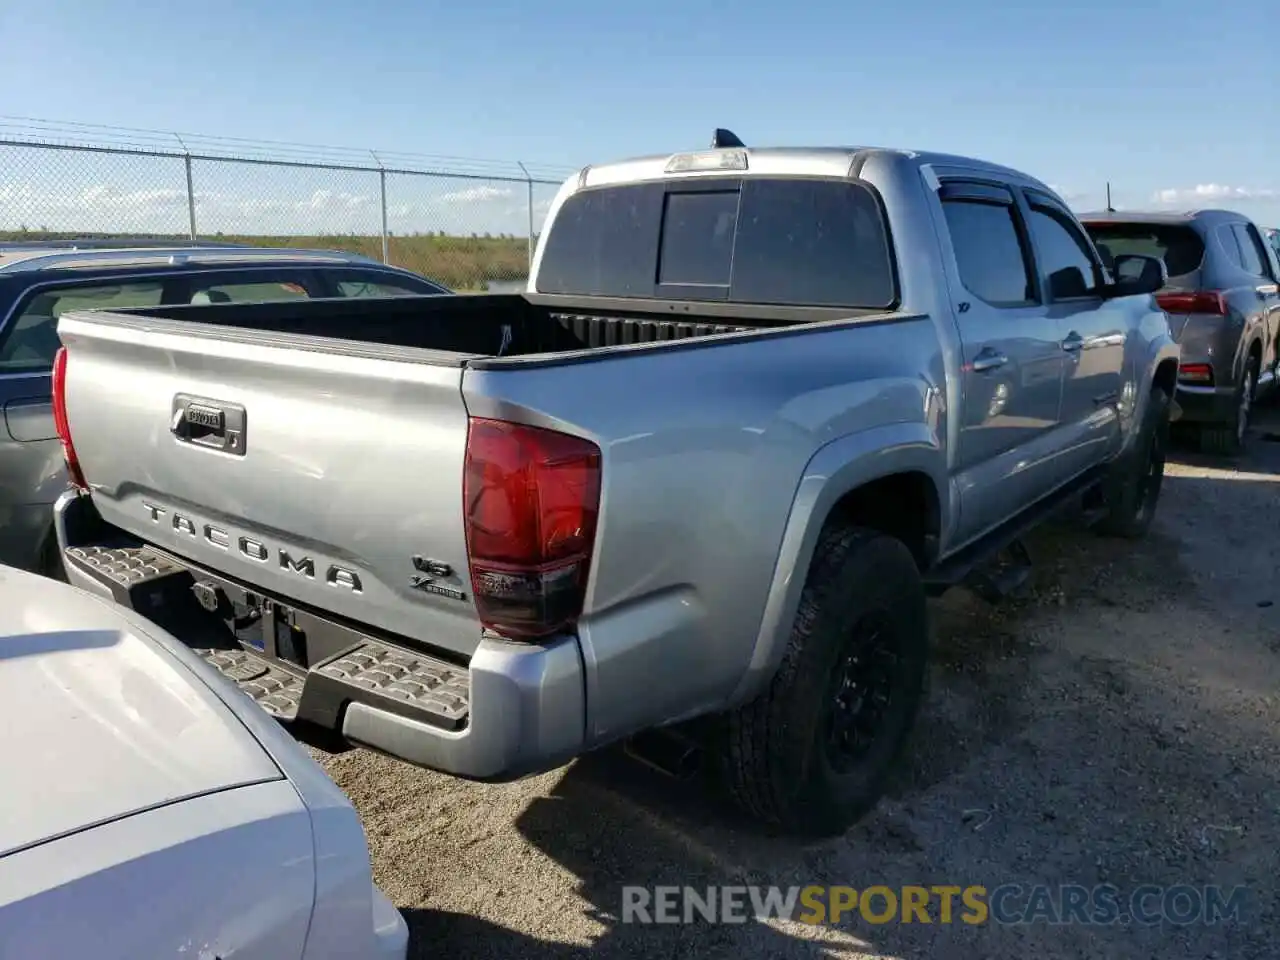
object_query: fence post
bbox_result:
[174,132,197,239]
[184,156,197,240]
[372,150,389,264]
[517,162,534,270]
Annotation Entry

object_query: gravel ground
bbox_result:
[310,403,1280,959]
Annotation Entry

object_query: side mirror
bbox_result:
[1106,254,1166,297]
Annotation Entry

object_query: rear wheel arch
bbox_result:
[821,470,942,571]
[728,438,945,709]
[1152,357,1178,398]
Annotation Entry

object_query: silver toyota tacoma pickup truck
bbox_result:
[51,134,1178,836]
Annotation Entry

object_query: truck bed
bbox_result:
[112,292,787,363]
[54,291,922,670]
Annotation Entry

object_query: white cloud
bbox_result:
[296,189,370,212]
[1152,184,1280,205]
[437,185,513,204]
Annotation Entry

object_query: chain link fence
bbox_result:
[0,119,574,291]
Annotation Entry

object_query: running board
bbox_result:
[924,466,1105,598]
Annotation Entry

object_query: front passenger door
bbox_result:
[938,181,1068,547]
[1022,190,1127,476]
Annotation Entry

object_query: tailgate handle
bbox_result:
[171,394,246,456]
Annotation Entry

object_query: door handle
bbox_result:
[970,348,1009,372]
[1061,332,1085,353]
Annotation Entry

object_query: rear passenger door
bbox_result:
[937,180,1069,546]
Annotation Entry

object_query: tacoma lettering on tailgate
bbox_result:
[142,502,363,592]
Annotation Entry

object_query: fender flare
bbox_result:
[1123,332,1179,451]
[725,421,947,707]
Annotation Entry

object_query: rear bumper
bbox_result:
[53,489,586,781]
[1174,383,1237,424]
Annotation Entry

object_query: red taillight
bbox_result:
[1155,291,1228,316]
[51,347,87,489]
[1178,363,1214,385]
[463,417,601,639]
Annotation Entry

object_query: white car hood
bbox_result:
[0,565,281,858]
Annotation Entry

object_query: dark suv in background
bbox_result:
[1080,210,1280,455]
[0,241,449,575]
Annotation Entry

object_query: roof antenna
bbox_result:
[711,128,745,149]
[1105,181,1115,213]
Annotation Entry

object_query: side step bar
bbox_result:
[924,466,1106,599]
[63,543,471,731]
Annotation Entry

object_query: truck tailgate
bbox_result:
[57,313,483,658]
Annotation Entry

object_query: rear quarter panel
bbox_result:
[464,317,949,743]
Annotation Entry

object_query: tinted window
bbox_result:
[1216,225,1245,271]
[941,200,1033,306]
[1083,222,1204,279]
[536,182,662,298]
[189,280,311,304]
[658,191,738,287]
[730,179,896,308]
[536,178,896,308]
[335,278,437,298]
[0,281,164,371]
[1232,224,1272,279]
[1027,206,1100,300]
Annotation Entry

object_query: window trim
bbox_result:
[938,178,1040,309]
[1022,195,1105,303]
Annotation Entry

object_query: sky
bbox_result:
[1,0,1277,236]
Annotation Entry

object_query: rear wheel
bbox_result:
[1096,386,1171,539]
[715,525,928,837]
[1199,363,1255,456]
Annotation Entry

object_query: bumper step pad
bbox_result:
[64,543,471,733]
[195,647,305,721]
[301,640,470,732]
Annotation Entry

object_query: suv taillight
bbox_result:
[51,347,87,489]
[1155,291,1228,316]
[463,417,601,639]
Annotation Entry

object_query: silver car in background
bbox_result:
[1081,210,1280,454]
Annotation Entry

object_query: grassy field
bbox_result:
[0,230,533,291]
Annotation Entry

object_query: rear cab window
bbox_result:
[1082,222,1205,281]
[536,177,897,309]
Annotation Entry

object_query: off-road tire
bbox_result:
[715,525,928,837]
[1198,363,1256,456]
[1096,386,1171,539]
